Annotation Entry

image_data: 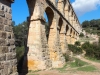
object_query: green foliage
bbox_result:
[82,19,100,28]
[79,33,84,37]
[82,19,100,35]
[70,58,88,68]
[77,66,97,72]
[82,20,90,28]
[75,41,81,46]
[63,54,70,62]
[86,57,100,63]
[68,44,82,54]
[13,21,28,47]
[16,46,25,62]
[82,42,100,59]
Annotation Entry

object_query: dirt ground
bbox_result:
[27,56,100,75]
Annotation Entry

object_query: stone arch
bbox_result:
[70,28,73,44]
[70,29,76,44]
[44,6,54,42]
[66,24,69,35]
[70,28,72,35]
[65,24,69,42]
[44,7,65,68]
[58,17,63,33]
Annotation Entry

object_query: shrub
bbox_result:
[63,54,70,62]
[16,46,25,62]
[81,42,100,59]
[79,33,84,37]
[68,44,82,54]
[75,41,81,46]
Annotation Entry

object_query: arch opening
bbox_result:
[44,7,54,42]
[58,17,63,33]
[66,25,69,35]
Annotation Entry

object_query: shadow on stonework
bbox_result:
[17,34,29,75]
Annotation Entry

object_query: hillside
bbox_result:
[82,19,100,35]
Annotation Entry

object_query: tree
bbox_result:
[82,20,90,28]
[13,21,28,46]
[75,41,81,46]
[79,33,84,37]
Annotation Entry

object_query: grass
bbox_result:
[77,65,97,72]
[86,57,100,63]
[56,58,88,72]
[28,70,41,73]
[70,58,88,68]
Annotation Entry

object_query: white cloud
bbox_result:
[72,0,100,16]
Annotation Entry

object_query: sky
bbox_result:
[11,0,100,25]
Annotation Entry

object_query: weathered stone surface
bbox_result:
[0,46,8,54]
[0,0,17,75]
[6,53,16,60]
[9,39,15,45]
[6,32,11,39]
[4,18,8,25]
[0,61,4,69]
[4,25,12,32]
[0,17,3,24]
[8,45,15,52]
[6,13,12,20]
[0,11,4,16]
[11,33,14,39]
[0,38,5,46]
[8,20,12,25]
[0,25,4,31]
[0,54,6,61]
[0,31,6,39]
[5,39,10,46]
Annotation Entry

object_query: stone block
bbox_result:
[8,45,15,52]
[0,25,4,31]
[0,61,4,69]
[4,25,12,32]
[0,11,5,17]
[6,32,11,39]
[0,46,8,54]
[0,17,3,24]
[8,20,12,25]
[0,38,5,46]
[6,53,16,60]
[0,31,6,39]
[11,33,15,39]
[9,8,12,14]
[4,18,8,25]
[9,39,15,45]
[11,59,17,66]
[6,13,12,20]
[5,39,10,46]
[4,25,10,32]
[0,54,6,61]
[0,70,3,75]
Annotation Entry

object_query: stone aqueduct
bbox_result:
[0,0,82,75]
